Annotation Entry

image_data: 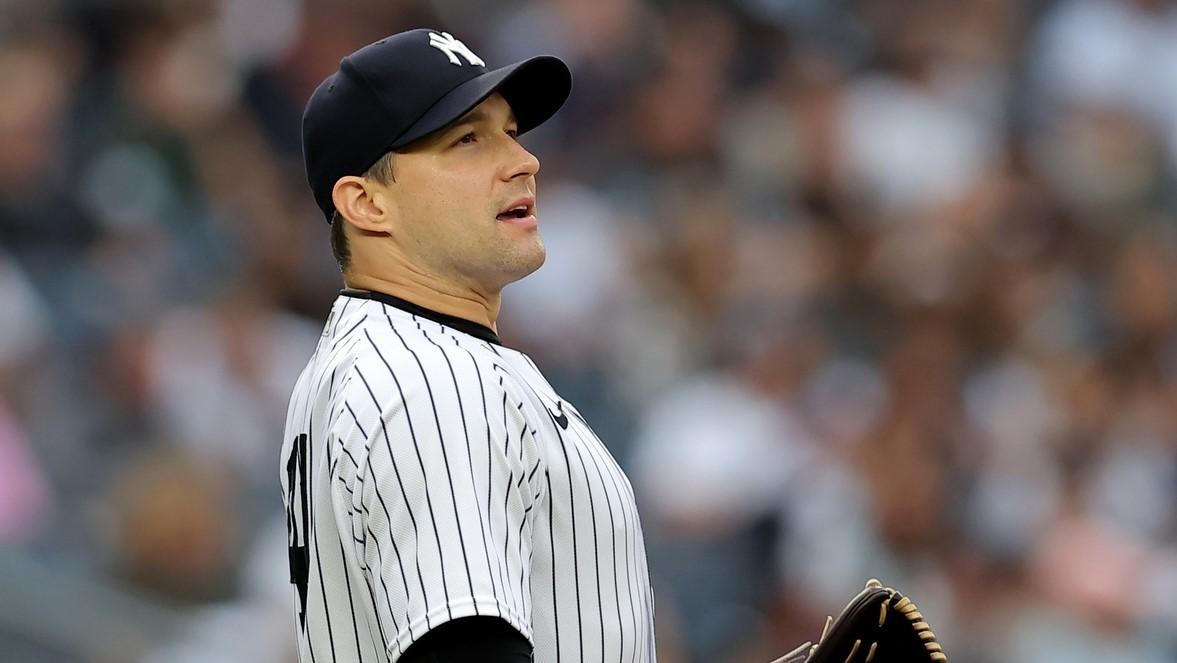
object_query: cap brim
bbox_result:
[389,55,572,150]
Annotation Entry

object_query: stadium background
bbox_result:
[3,0,1177,661]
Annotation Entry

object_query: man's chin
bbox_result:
[499,244,546,287]
[514,245,547,280]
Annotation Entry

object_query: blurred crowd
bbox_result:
[4,0,1177,661]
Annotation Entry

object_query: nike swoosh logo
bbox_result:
[549,403,569,430]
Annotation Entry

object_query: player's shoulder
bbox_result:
[329,295,513,395]
[487,345,560,402]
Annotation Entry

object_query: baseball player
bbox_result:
[280,29,656,663]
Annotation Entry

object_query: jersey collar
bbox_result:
[340,289,503,346]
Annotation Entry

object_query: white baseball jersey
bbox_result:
[280,290,656,663]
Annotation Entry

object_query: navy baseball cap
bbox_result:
[302,29,572,222]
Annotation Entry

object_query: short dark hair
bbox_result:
[329,152,396,273]
[330,210,350,271]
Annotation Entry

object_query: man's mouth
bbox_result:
[497,196,536,221]
[497,206,531,220]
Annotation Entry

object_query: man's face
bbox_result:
[381,93,545,293]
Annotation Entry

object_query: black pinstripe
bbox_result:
[551,421,584,661]
[578,428,625,663]
[308,411,339,663]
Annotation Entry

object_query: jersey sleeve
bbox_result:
[333,342,547,661]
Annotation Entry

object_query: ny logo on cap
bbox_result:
[428,32,485,67]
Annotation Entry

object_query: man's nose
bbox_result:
[504,140,541,181]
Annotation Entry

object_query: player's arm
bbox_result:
[339,349,547,660]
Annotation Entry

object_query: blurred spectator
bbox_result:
[101,448,242,603]
[143,286,319,487]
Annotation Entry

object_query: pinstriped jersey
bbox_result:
[280,290,656,663]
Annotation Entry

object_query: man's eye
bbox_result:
[506,129,519,140]
[457,132,476,145]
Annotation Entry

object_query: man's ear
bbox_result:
[332,176,394,232]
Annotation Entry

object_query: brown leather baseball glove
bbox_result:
[771,579,948,663]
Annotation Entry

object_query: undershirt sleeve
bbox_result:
[398,616,532,663]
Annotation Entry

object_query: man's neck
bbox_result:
[344,271,501,333]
